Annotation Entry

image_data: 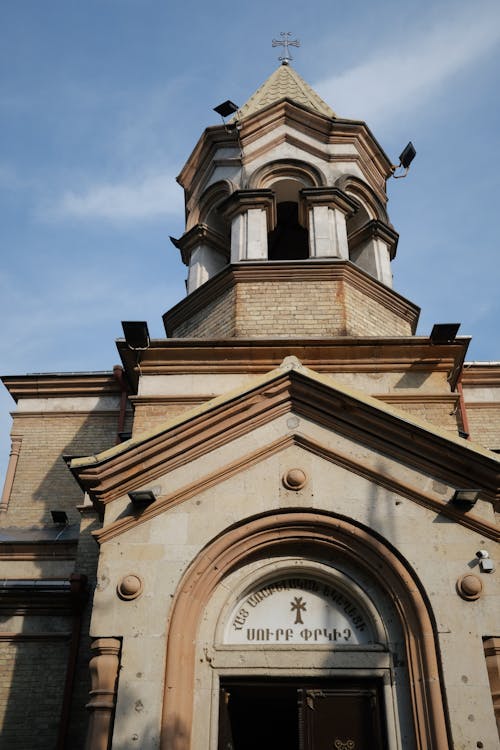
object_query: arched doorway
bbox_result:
[160,511,450,750]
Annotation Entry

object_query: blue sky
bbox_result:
[1,0,499,478]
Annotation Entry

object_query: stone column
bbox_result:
[170,224,228,294]
[301,187,358,259]
[221,189,275,262]
[0,436,22,511]
[348,219,399,288]
[84,637,121,750]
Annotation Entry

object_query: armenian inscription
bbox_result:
[224,577,371,645]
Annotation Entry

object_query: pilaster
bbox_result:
[349,220,399,288]
[301,188,358,259]
[85,637,121,750]
[221,189,275,262]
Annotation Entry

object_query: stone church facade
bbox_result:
[1,63,499,749]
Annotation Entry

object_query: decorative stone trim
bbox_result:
[84,637,121,750]
[160,511,451,750]
[456,574,483,600]
[301,187,359,216]
[0,436,22,511]
[220,189,276,227]
[1,373,121,401]
[348,219,399,260]
[117,574,143,601]
[92,431,499,546]
[170,223,228,266]
[282,468,307,490]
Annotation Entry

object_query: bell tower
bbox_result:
[164,62,418,339]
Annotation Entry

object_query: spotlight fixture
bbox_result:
[399,142,416,169]
[390,141,417,179]
[50,510,69,525]
[121,321,150,350]
[430,323,460,345]
[451,489,481,510]
[128,490,157,508]
[213,100,239,118]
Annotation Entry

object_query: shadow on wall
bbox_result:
[110,684,188,750]
[1,403,126,749]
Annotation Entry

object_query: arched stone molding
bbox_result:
[194,180,235,232]
[249,161,326,256]
[335,175,387,223]
[160,511,450,750]
[248,159,326,192]
[177,181,234,293]
[336,175,398,287]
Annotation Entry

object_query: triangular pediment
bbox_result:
[69,358,499,543]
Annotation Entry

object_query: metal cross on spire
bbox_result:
[272,31,300,65]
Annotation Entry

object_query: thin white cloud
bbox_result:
[52,172,184,222]
[314,1,500,126]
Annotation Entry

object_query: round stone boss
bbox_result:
[456,574,483,601]
[283,468,307,490]
[117,574,144,601]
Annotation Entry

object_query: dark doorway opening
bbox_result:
[268,202,309,260]
[219,678,386,750]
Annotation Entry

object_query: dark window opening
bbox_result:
[218,678,386,750]
[268,202,309,260]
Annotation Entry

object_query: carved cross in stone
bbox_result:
[272,32,300,64]
[290,595,307,624]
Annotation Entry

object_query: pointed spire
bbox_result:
[236,64,336,120]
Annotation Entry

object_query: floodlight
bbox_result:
[399,142,416,169]
[430,323,460,344]
[51,510,69,525]
[390,141,417,179]
[128,490,157,508]
[121,321,150,350]
[213,100,239,118]
[451,489,481,510]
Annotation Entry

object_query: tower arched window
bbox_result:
[267,178,309,260]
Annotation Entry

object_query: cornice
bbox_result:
[301,187,359,215]
[238,101,392,187]
[1,372,120,402]
[117,336,469,392]
[461,364,500,387]
[162,260,420,338]
[220,188,276,226]
[130,395,208,406]
[376,393,459,405]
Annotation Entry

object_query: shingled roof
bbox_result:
[236,63,336,120]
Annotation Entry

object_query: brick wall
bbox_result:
[465,405,500,450]
[168,278,414,338]
[171,286,236,338]
[0,635,70,749]
[4,412,118,527]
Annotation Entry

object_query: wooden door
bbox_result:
[219,680,385,750]
[298,686,385,750]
